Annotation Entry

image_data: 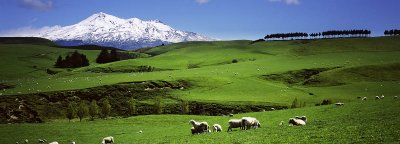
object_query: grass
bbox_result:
[1,37,400,106]
[1,99,399,143]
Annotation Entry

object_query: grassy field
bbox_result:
[1,99,399,143]
[1,37,400,106]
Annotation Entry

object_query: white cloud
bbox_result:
[0,26,60,37]
[195,0,210,4]
[18,0,53,11]
[269,0,300,5]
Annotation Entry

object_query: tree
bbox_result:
[96,49,110,64]
[154,96,163,114]
[127,97,138,116]
[110,49,120,62]
[100,98,112,118]
[77,101,88,122]
[180,100,190,114]
[89,100,99,120]
[54,56,63,68]
[66,101,77,122]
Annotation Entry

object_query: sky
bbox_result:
[0,0,399,40]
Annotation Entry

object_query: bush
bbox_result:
[232,59,238,63]
[320,99,333,105]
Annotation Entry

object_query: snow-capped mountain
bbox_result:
[29,12,212,49]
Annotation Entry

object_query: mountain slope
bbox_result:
[28,12,211,49]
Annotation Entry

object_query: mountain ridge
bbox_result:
[27,12,212,49]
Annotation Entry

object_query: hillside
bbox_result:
[1,99,399,143]
[1,37,400,106]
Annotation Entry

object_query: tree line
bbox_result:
[66,97,118,122]
[54,51,89,68]
[384,29,400,36]
[264,29,372,40]
[96,49,120,64]
[264,32,308,40]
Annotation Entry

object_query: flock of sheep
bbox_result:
[359,95,398,101]
[189,115,307,135]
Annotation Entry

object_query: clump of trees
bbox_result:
[96,49,120,64]
[384,29,400,36]
[264,32,308,40]
[54,51,89,68]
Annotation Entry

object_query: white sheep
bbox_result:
[25,139,28,143]
[279,121,284,126]
[288,118,306,126]
[241,117,260,130]
[48,142,59,144]
[71,141,76,144]
[335,102,344,106]
[380,95,384,99]
[362,97,367,101]
[395,96,398,99]
[189,120,209,133]
[101,136,114,144]
[227,119,243,131]
[375,96,381,100]
[212,124,222,132]
[38,139,46,143]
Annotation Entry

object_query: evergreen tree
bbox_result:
[110,49,119,62]
[96,49,110,64]
[89,100,99,120]
[54,55,63,68]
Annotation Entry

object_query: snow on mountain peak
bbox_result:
[29,12,212,49]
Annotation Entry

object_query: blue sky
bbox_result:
[0,0,399,40]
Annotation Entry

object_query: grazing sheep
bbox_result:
[227,119,243,131]
[362,97,367,101]
[38,139,46,143]
[212,124,222,132]
[25,139,28,143]
[375,96,381,100]
[395,96,398,99]
[48,142,58,144]
[101,136,114,144]
[279,121,284,126]
[138,130,143,133]
[71,141,76,144]
[380,95,385,99]
[241,117,260,130]
[335,102,344,106]
[271,108,275,111]
[298,116,307,123]
[191,126,201,134]
[288,118,306,126]
[229,113,234,117]
[189,120,209,133]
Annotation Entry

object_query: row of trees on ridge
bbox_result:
[96,49,120,64]
[264,29,372,40]
[384,29,400,36]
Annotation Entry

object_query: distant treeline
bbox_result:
[264,30,372,40]
[384,29,400,36]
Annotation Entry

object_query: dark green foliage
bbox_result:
[96,49,120,64]
[99,98,111,118]
[180,100,189,114]
[77,101,88,122]
[54,51,89,68]
[320,99,333,106]
[66,101,77,122]
[89,100,99,120]
[232,59,238,63]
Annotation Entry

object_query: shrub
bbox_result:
[232,59,238,63]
